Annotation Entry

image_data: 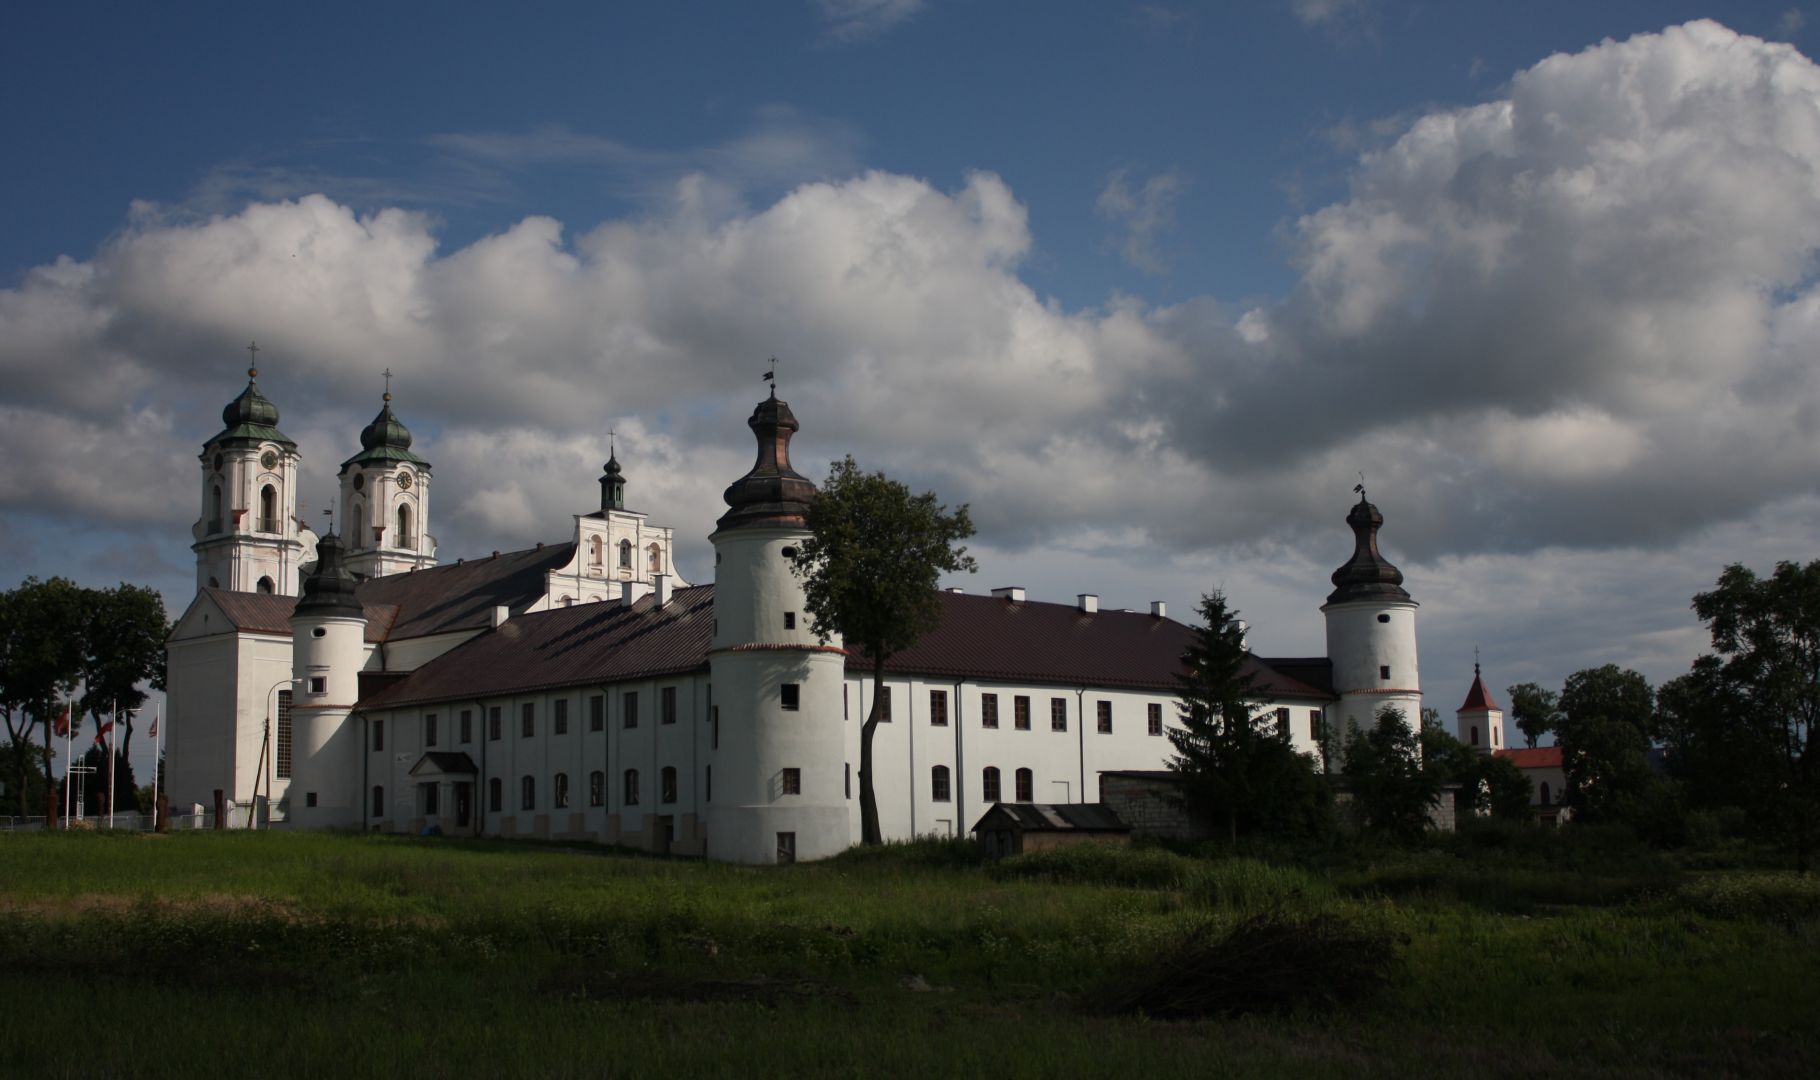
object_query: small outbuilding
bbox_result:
[970,803,1131,859]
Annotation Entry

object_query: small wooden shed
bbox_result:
[970,803,1132,859]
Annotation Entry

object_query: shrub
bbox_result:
[825,836,985,871]
[1095,912,1401,1018]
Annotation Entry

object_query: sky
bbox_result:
[5,1,1820,777]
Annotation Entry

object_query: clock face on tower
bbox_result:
[260,450,279,471]
[397,470,414,491]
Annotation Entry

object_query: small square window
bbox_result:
[305,791,318,808]
[1379,665,1391,680]
[776,831,796,864]
[781,767,801,795]
[781,684,800,711]
[308,676,326,695]
[784,611,796,630]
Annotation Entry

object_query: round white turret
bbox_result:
[1322,494,1422,734]
[705,392,849,864]
[287,531,368,828]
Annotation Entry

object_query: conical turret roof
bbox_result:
[1459,665,1500,713]
[1327,494,1410,604]
[716,390,817,532]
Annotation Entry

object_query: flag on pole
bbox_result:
[93,718,114,750]
[148,709,158,739]
[53,704,71,738]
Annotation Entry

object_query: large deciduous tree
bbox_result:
[1505,681,1561,749]
[1168,591,1330,844]
[80,583,169,767]
[1556,664,1658,826]
[792,456,976,846]
[1341,706,1443,840]
[1680,560,1820,868]
[0,578,90,820]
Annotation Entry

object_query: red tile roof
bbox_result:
[1496,746,1561,769]
[356,586,715,709]
[1459,670,1500,712]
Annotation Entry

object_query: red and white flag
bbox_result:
[52,705,71,738]
[93,719,114,750]
[148,709,159,739]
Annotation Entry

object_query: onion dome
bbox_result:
[206,362,296,450]
[340,389,430,472]
[1327,494,1410,604]
[600,447,626,511]
[293,532,364,617]
[716,390,817,532]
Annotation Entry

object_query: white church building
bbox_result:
[167,364,1434,863]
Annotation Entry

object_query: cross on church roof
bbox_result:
[382,367,393,403]
[246,340,260,380]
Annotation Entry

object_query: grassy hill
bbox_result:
[1,829,1815,1077]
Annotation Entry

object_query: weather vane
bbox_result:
[1354,470,1367,500]
[762,357,777,392]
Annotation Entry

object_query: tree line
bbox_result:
[0,578,169,818]
[1168,560,1820,865]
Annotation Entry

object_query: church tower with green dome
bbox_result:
[339,378,437,580]
[192,346,308,595]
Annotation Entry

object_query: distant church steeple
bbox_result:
[601,432,626,511]
[192,342,305,595]
[339,371,437,580]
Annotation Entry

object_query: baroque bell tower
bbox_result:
[192,344,305,595]
[339,373,436,580]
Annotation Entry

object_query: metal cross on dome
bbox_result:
[382,367,393,402]
[246,340,260,378]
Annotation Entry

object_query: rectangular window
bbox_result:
[1148,702,1163,737]
[982,767,1001,802]
[661,686,677,725]
[459,709,472,744]
[1380,665,1391,680]
[305,792,317,808]
[488,777,501,812]
[554,772,569,809]
[590,695,605,732]
[711,705,720,749]
[308,676,326,695]
[981,693,999,729]
[623,769,640,806]
[781,767,801,796]
[929,689,948,727]
[371,713,384,752]
[1015,768,1033,802]
[275,690,293,778]
[422,782,440,816]
[521,702,535,738]
[424,713,438,748]
[843,685,849,720]
[1014,696,1030,731]
[488,707,501,741]
[554,699,568,735]
[589,771,604,808]
[1276,707,1291,739]
[776,832,796,865]
[623,691,639,729]
[1097,700,1112,734]
[661,767,677,804]
[371,785,384,818]
[784,611,796,630]
[781,684,800,711]
[1051,697,1067,732]
[521,775,535,811]
[706,765,713,803]
[844,763,851,799]
[931,766,950,802]
[1311,710,1323,741]
[879,686,892,722]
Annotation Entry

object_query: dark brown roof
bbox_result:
[860,592,1335,699]
[1256,657,1334,697]
[971,803,1130,833]
[356,586,715,710]
[198,542,575,644]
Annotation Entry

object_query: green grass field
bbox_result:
[1,830,1815,1078]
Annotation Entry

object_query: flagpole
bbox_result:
[150,705,161,832]
[107,701,116,829]
[61,695,71,829]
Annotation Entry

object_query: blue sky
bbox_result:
[5,2,1820,775]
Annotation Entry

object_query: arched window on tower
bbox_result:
[350,504,364,549]
[257,576,275,595]
[259,485,277,533]
[648,543,662,574]
[1470,725,1479,746]
[210,485,223,533]
[1539,781,1552,807]
[1015,768,1033,802]
[589,536,603,567]
[397,504,413,550]
[618,539,633,569]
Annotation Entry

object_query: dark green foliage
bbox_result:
[1677,872,1820,923]
[792,456,976,845]
[1681,560,1820,868]
[1461,753,1533,821]
[1341,706,1442,841]
[0,577,89,817]
[991,845,1195,889]
[1505,681,1560,749]
[1557,664,1660,826]
[1169,591,1332,844]
[0,736,50,817]
[79,582,168,763]
[1096,913,1401,1019]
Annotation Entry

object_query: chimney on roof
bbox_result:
[492,605,510,629]
[1149,601,1166,618]
[491,550,500,559]
[991,586,1026,602]
[652,573,671,609]
[621,579,650,606]
[1077,594,1098,614]
[535,541,544,550]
